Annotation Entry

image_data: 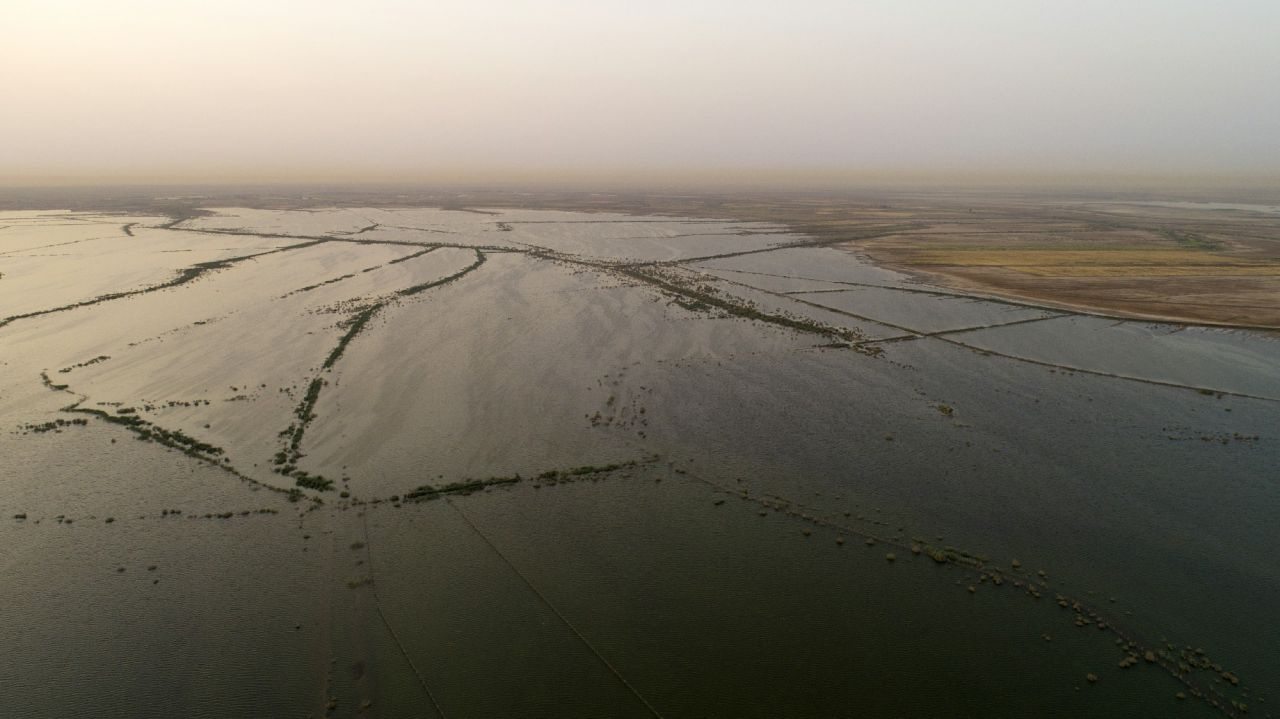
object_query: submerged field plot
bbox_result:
[1,206,1277,718]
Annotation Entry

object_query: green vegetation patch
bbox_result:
[621,266,861,342]
[405,475,523,501]
[20,418,89,433]
[293,471,334,491]
[68,406,225,459]
[405,458,651,503]
[1162,229,1224,251]
[58,355,110,373]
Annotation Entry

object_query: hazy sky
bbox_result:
[3,0,1278,184]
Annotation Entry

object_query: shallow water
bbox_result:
[1120,201,1280,216]
[954,316,1280,399]
[1,207,1274,718]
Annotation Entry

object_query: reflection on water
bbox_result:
[0,208,1274,718]
[1124,201,1280,216]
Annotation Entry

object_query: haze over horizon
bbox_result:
[4,6,1280,716]
[4,0,1278,188]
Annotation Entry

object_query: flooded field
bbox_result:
[2,206,1277,718]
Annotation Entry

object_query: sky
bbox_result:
[3,0,1278,186]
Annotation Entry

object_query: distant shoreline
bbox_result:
[4,187,1278,330]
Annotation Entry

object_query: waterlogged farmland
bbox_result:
[1,206,1277,718]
